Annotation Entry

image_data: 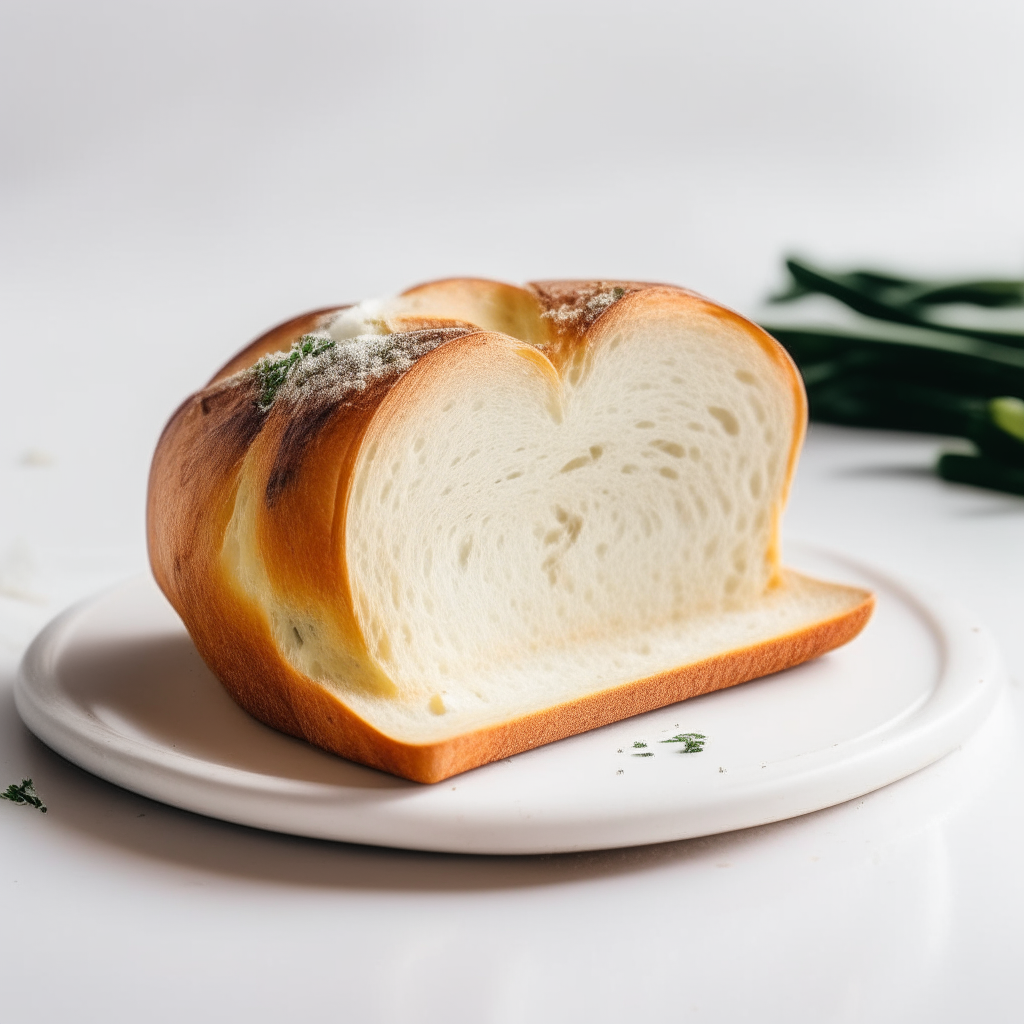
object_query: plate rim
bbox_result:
[13,542,1004,854]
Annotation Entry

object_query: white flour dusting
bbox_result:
[540,285,626,326]
[251,328,468,409]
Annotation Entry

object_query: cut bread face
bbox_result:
[148,279,873,781]
[344,295,797,739]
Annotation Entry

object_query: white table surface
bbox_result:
[3,3,1024,1021]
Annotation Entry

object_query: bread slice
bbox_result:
[148,279,873,783]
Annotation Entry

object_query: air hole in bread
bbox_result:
[650,440,685,458]
[707,407,740,436]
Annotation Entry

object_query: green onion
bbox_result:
[760,258,1024,497]
[774,258,1024,348]
[938,454,1024,495]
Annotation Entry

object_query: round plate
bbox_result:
[14,544,1001,854]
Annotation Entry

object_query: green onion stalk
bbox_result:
[759,258,1024,496]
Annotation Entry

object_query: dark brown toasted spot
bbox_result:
[210,392,266,462]
[264,397,343,507]
[175,379,267,488]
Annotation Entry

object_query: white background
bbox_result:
[2,2,1024,1021]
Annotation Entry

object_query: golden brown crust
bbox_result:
[147,278,869,784]
[400,278,553,347]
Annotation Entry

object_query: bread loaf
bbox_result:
[147,279,873,783]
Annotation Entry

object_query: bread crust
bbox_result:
[148,279,870,783]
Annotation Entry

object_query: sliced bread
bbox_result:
[148,279,873,782]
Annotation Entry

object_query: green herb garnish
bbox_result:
[1,778,46,812]
[632,751,654,758]
[254,334,336,409]
[632,741,647,748]
[661,733,706,753]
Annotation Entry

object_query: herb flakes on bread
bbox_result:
[148,278,873,783]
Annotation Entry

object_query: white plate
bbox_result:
[14,544,1001,854]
